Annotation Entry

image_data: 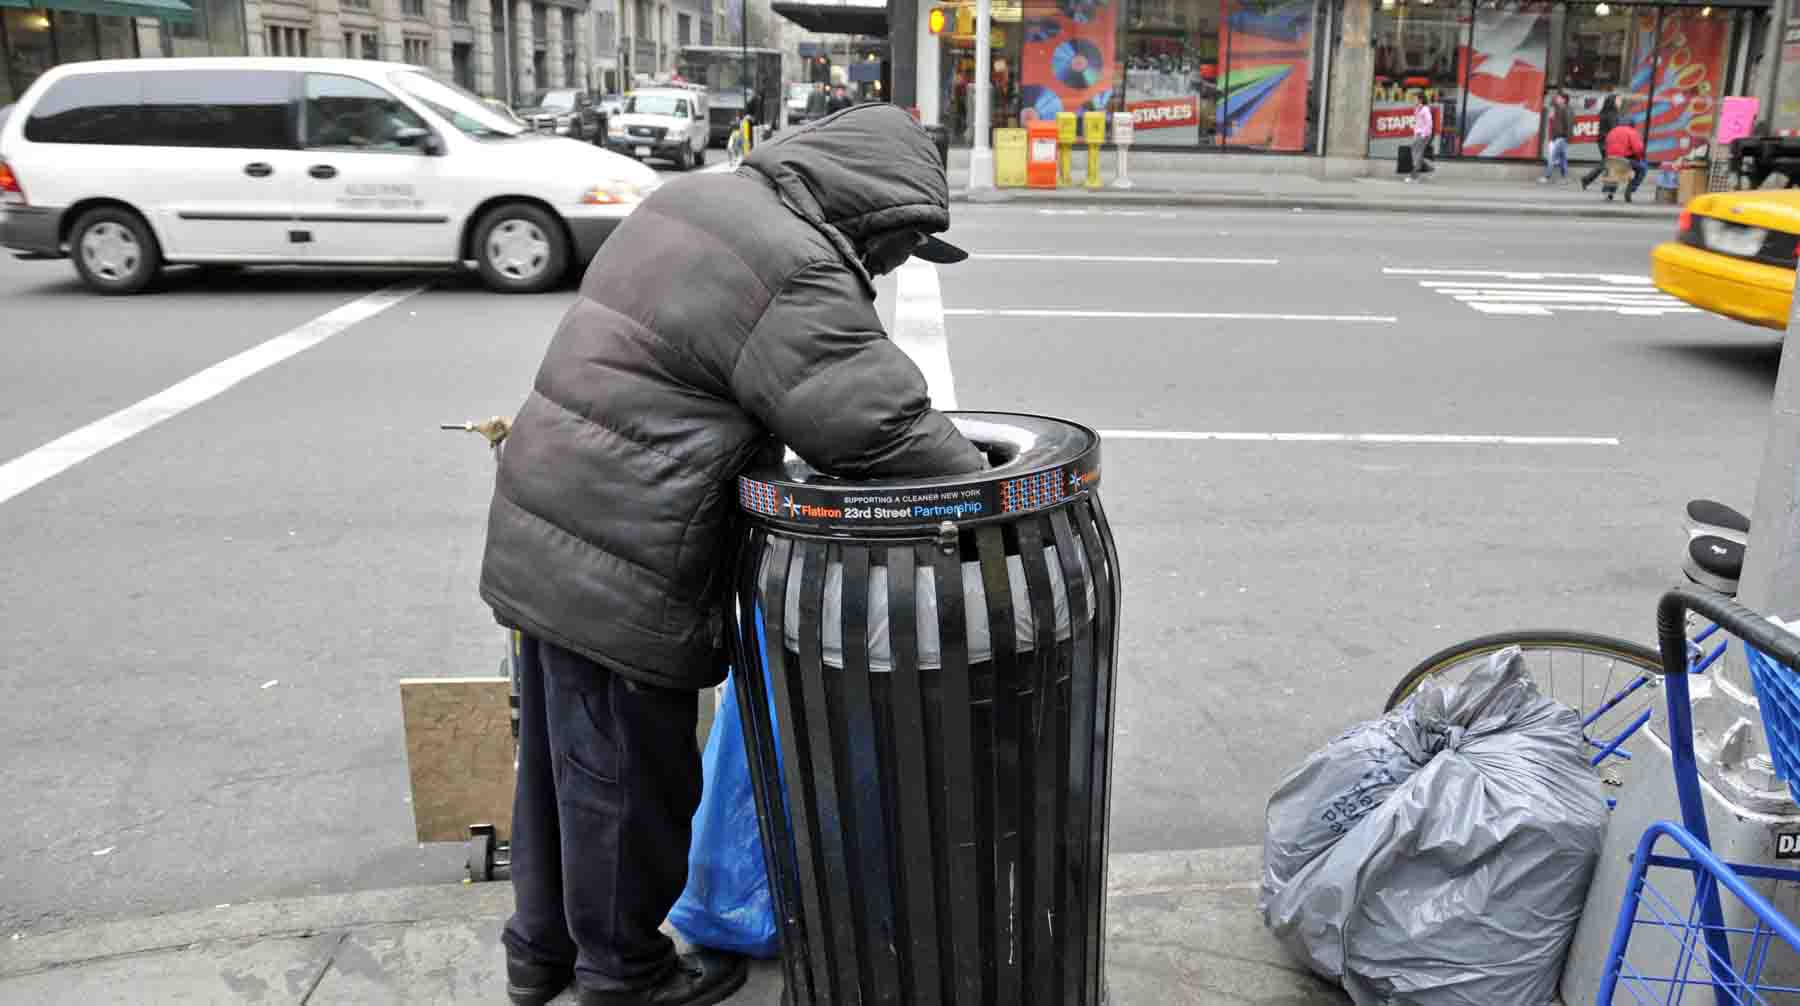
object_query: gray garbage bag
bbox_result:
[1261,648,1609,1006]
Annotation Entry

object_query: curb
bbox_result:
[0,846,1268,980]
[950,190,1679,220]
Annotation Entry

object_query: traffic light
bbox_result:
[928,6,947,33]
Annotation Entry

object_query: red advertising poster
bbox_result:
[1456,2,1549,159]
[1019,0,1118,127]
[1625,10,1730,163]
[1217,0,1314,151]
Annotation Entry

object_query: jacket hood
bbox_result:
[743,104,950,280]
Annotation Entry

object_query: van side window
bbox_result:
[141,70,296,149]
[304,74,428,152]
[24,73,142,145]
[675,99,689,119]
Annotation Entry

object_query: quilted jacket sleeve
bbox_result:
[729,259,986,478]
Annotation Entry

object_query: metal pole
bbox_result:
[966,0,994,192]
[1760,0,1788,126]
[741,0,750,124]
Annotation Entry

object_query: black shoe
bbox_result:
[508,957,575,1006]
[579,950,749,1006]
[1581,175,1593,191]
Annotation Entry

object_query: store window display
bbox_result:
[1370,0,1465,159]
[1220,0,1319,152]
[1122,0,1223,147]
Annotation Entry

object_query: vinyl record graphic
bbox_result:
[1053,39,1105,90]
[1020,85,1063,122]
[1055,0,1107,23]
[1023,16,1062,43]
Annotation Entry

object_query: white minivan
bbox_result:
[0,58,661,294]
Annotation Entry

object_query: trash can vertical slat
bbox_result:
[974,524,1024,1006]
[840,545,904,1004]
[729,530,813,1006]
[756,536,834,1004]
[796,540,866,1006]
[1015,516,1063,1006]
[1073,498,1119,1005]
[930,542,985,1005]
[1089,495,1124,999]
[730,413,1115,1006]
[885,543,945,1006]
[1047,508,1095,1006]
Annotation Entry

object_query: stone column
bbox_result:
[381,0,406,62]
[575,3,591,90]
[431,0,453,77]
[314,0,346,57]
[474,0,496,96]
[1323,0,1374,172]
[514,0,532,94]
[545,1,564,86]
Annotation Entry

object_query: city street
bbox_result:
[0,201,1779,939]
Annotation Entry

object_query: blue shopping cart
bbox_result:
[1595,587,1800,1005]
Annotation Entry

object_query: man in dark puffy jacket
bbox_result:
[481,103,985,1006]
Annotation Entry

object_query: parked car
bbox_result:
[0,58,660,294]
[605,86,709,170]
[1651,190,1800,330]
[514,87,599,141]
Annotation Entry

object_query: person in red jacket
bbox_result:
[1602,123,1647,202]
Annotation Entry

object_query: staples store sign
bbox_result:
[1128,97,1200,131]
[1371,105,1420,140]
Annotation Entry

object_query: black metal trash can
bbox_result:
[727,412,1121,1006]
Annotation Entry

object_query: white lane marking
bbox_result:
[894,260,958,409]
[971,253,1278,265]
[1385,268,1653,283]
[1098,429,1621,446]
[1393,267,1692,317]
[944,308,1397,323]
[0,282,427,506]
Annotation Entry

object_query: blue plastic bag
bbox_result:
[668,626,782,958]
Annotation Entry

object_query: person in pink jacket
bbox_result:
[1406,96,1434,182]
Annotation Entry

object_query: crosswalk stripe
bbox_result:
[1395,267,1692,317]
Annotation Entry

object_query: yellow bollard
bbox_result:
[1084,110,1107,189]
[1055,111,1077,187]
[741,116,754,155]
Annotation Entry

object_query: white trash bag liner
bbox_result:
[759,544,1095,671]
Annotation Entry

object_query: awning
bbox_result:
[0,0,192,21]
[771,0,888,36]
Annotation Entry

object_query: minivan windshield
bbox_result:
[624,93,690,117]
[391,71,526,138]
[527,89,578,111]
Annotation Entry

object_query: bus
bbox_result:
[678,45,784,146]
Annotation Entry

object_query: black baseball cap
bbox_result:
[914,234,969,264]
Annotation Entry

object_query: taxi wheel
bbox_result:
[473,203,568,294]
[70,207,162,295]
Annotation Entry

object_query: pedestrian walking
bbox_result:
[1540,90,1571,183]
[482,103,985,1006]
[1581,94,1619,190]
[1601,120,1647,202]
[1405,95,1434,183]
[827,83,854,114]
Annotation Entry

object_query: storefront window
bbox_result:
[1016,0,1113,129]
[1221,0,1319,152]
[1370,0,1466,159]
[1557,2,1645,155]
[1634,6,1733,162]
[1122,0,1224,147]
[51,9,96,63]
[1457,1,1550,158]
[939,0,1024,145]
[97,16,137,60]
[4,8,55,103]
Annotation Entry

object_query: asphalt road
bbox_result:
[0,203,1778,935]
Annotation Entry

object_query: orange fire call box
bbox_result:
[1027,120,1060,189]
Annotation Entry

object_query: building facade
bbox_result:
[916,0,1776,170]
[3,0,593,108]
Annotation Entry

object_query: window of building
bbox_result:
[1368,0,1466,161]
[451,0,470,23]
[404,36,430,65]
[342,0,372,11]
[403,0,425,18]
[453,41,476,87]
[532,3,547,41]
[678,11,690,45]
[1121,0,1225,148]
[533,48,546,83]
[139,69,295,148]
[267,24,309,56]
[303,73,428,150]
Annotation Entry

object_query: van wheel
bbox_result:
[70,207,161,295]
[473,203,567,294]
[693,142,707,167]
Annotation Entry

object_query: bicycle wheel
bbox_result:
[1387,631,1664,765]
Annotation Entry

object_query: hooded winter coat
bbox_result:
[480,103,985,689]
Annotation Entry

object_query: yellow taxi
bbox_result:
[1652,189,1800,330]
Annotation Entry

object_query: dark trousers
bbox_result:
[1581,141,1609,186]
[503,635,703,993]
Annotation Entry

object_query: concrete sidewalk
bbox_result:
[0,846,1347,1006]
[946,148,1684,220]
